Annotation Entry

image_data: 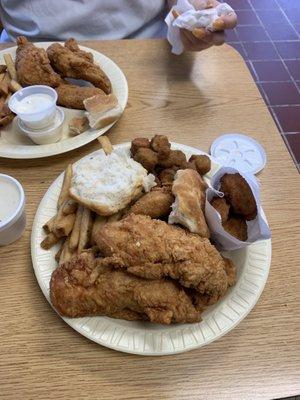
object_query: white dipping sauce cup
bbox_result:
[8,85,58,130]
[0,174,26,246]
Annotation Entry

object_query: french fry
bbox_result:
[98,136,113,155]
[62,199,78,215]
[59,237,74,265]
[69,205,83,251]
[9,79,22,93]
[53,212,76,238]
[43,215,57,233]
[57,164,73,209]
[55,240,65,263]
[91,214,107,245]
[3,53,17,81]
[0,72,11,97]
[77,207,92,254]
[0,65,7,74]
[41,232,60,250]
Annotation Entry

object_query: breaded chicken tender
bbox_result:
[223,215,248,241]
[211,197,230,223]
[220,173,257,220]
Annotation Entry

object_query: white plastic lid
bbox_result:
[210,133,267,174]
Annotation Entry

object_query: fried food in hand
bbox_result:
[127,187,174,219]
[133,147,158,172]
[130,137,150,156]
[16,36,62,87]
[64,38,93,63]
[150,135,171,157]
[210,196,230,223]
[189,154,211,175]
[50,251,201,324]
[220,173,257,220]
[158,150,186,169]
[169,169,210,237]
[47,42,111,94]
[96,215,235,302]
[223,215,248,241]
[56,83,104,109]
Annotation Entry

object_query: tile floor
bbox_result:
[224,0,300,171]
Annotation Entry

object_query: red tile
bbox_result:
[284,133,300,163]
[285,60,300,80]
[256,83,268,103]
[250,0,278,9]
[256,9,289,25]
[252,60,291,81]
[273,106,300,132]
[226,0,251,10]
[226,28,239,42]
[245,61,258,81]
[236,26,269,41]
[236,10,260,25]
[264,23,299,40]
[229,43,247,58]
[261,82,300,105]
[243,42,279,60]
[275,41,300,59]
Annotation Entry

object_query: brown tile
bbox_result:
[236,9,260,25]
[285,60,300,80]
[243,42,279,60]
[273,106,300,132]
[284,133,300,163]
[245,61,258,81]
[229,43,247,58]
[250,0,278,9]
[252,60,291,81]
[264,23,299,40]
[257,9,288,25]
[226,28,239,42]
[275,41,300,59]
[236,26,269,41]
[261,82,300,105]
[226,0,251,10]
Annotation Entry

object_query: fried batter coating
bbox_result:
[56,83,104,109]
[64,38,93,63]
[223,215,248,241]
[189,155,211,176]
[158,167,179,186]
[127,188,174,219]
[211,197,230,223]
[130,138,150,156]
[150,135,171,157]
[220,173,257,220]
[158,150,187,169]
[133,147,158,172]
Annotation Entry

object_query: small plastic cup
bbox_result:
[8,85,58,130]
[0,174,26,246]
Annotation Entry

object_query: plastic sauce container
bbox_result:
[0,174,26,246]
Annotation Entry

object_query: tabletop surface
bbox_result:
[0,39,299,400]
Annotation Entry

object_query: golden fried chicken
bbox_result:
[56,83,104,109]
[15,36,62,87]
[47,43,111,94]
[223,215,248,241]
[64,38,93,63]
[211,196,230,223]
[96,215,236,302]
[50,251,201,324]
[127,187,174,219]
[189,154,211,176]
[220,173,257,220]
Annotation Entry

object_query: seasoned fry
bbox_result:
[98,136,113,154]
[0,72,11,97]
[62,199,78,215]
[3,53,17,81]
[41,232,60,250]
[0,65,7,74]
[53,212,76,238]
[91,214,107,245]
[59,237,74,265]
[69,206,83,251]
[9,79,22,93]
[55,240,65,263]
[43,215,57,234]
[57,164,72,209]
[77,207,92,254]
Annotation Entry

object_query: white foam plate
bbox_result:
[0,42,128,159]
[31,142,271,356]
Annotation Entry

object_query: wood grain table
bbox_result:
[0,39,299,400]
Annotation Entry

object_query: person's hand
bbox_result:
[176,0,237,52]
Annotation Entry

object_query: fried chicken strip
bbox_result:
[96,215,236,303]
[50,252,201,324]
[56,83,105,109]
[64,38,93,63]
[47,43,111,94]
[16,36,62,87]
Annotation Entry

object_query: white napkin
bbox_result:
[165,0,234,54]
[205,167,271,251]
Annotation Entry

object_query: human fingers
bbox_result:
[213,12,238,31]
[180,29,212,51]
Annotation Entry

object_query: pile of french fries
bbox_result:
[0,53,22,127]
[41,136,119,265]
